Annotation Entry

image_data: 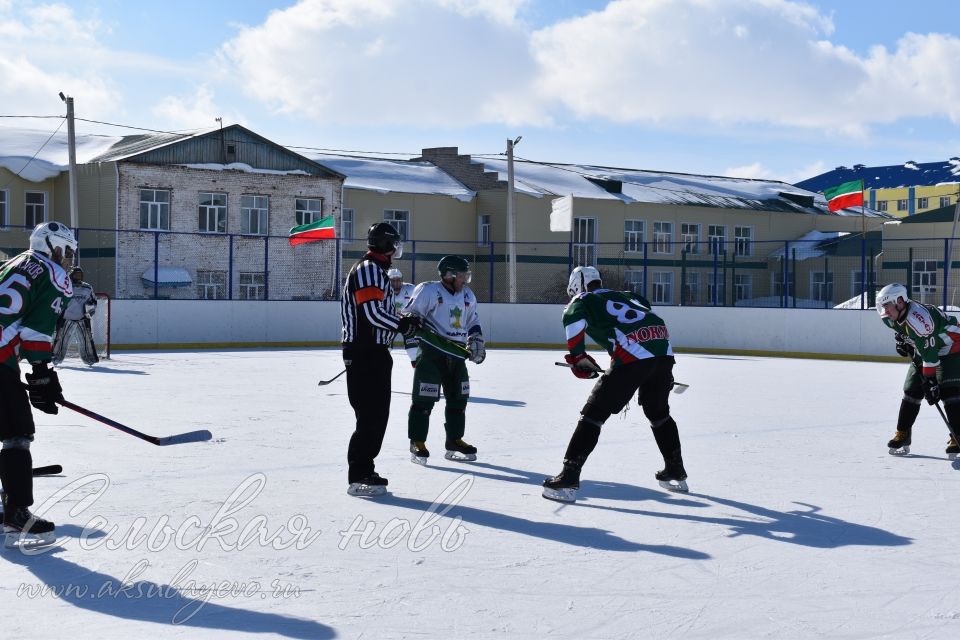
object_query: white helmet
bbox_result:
[387,268,402,280]
[876,283,910,317]
[567,266,601,297]
[30,221,77,258]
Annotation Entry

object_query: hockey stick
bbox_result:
[33,465,62,476]
[318,369,346,386]
[414,326,472,360]
[57,399,212,446]
[554,362,689,393]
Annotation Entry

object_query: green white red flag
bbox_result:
[289,216,335,246]
[824,180,864,212]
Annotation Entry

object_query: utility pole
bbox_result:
[506,136,521,303]
[59,92,79,235]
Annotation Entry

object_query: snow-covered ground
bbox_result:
[3,348,959,639]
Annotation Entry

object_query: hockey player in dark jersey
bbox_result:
[542,266,689,502]
[877,282,960,457]
[0,221,76,544]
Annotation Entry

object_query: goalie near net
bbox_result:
[62,292,112,360]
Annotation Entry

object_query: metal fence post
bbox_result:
[488,240,495,304]
[860,237,867,309]
[153,231,159,300]
[643,241,648,299]
[228,234,234,300]
[335,236,342,301]
[263,235,269,301]
[944,237,950,310]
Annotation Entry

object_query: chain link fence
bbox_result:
[3,225,960,308]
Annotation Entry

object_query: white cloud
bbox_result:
[722,159,827,184]
[219,0,543,126]
[724,162,775,180]
[152,86,247,132]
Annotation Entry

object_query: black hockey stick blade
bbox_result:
[57,398,212,446]
[33,465,62,476]
[554,362,689,393]
[318,369,346,386]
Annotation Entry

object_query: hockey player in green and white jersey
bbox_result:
[402,255,485,464]
[877,282,960,457]
[543,266,688,502]
[0,221,76,544]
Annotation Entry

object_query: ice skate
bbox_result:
[347,472,389,497]
[444,438,477,462]
[946,435,959,461]
[655,462,689,493]
[3,500,56,548]
[888,430,912,456]
[410,441,430,465]
[542,463,581,503]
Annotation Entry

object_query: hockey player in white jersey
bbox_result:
[52,267,99,365]
[402,255,485,464]
[388,268,416,350]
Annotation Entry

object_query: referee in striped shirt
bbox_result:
[342,222,421,495]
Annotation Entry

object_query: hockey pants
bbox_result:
[408,347,469,442]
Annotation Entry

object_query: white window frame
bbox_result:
[341,208,354,241]
[384,209,410,241]
[139,189,170,230]
[478,214,491,246]
[682,271,700,305]
[708,224,726,255]
[680,223,700,254]
[196,270,226,300]
[913,259,938,303]
[809,270,833,302]
[876,200,888,212]
[573,216,598,267]
[241,195,269,235]
[624,220,645,253]
[239,272,266,300]
[917,197,929,210]
[771,270,793,299]
[940,196,951,208]
[296,198,322,226]
[734,226,753,257]
[0,189,8,228]
[897,199,908,212]
[708,274,725,305]
[198,192,227,233]
[624,269,645,294]
[652,271,673,304]
[25,191,47,227]
[734,274,752,303]
[652,221,673,255]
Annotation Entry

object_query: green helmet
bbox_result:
[438,255,471,281]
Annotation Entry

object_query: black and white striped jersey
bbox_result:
[341,255,402,346]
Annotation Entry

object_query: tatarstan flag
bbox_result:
[824,180,864,212]
[289,216,336,246]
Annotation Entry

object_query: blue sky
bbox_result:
[2,0,960,184]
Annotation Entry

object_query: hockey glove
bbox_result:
[923,377,941,405]
[25,363,62,415]
[894,333,915,359]
[397,315,422,340]
[467,335,486,364]
[564,352,602,379]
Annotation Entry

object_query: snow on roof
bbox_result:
[769,230,849,259]
[0,127,121,182]
[308,154,475,202]
[178,163,311,176]
[141,266,193,286]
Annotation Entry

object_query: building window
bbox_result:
[708,225,726,255]
[810,271,834,302]
[0,190,7,227]
[940,196,952,208]
[917,197,929,210]
[25,191,47,227]
[139,189,170,230]
[239,272,265,300]
[653,222,673,254]
[241,195,269,235]
[198,192,226,233]
[876,200,888,211]
[734,274,752,303]
[296,198,322,226]
[624,220,645,253]
[384,209,409,240]
[680,223,700,254]
[573,217,597,267]
[708,274,725,305]
[681,272,699,305]
[897,199,908,212]
[196,270,226,300]
[652,271,673,304]
[341,208,354,241]
[478,214,491,246]
[913,259,938,303]
[624,270,644,294]
[734,226,753,257]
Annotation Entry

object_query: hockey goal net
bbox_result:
[62,292,111,361]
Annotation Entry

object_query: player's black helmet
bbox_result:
[438,255,471,283]
[70,266,84,277]
[367,222,402,257]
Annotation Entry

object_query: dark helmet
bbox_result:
[70,266,84,278]
[438,255,470,278]
[367,222,402,255]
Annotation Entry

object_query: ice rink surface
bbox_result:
[3,347,959,639]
